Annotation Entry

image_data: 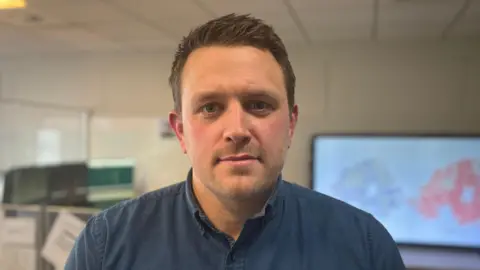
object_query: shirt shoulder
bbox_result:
[283,180,373,223]
[66,182,187,269]
[282,181,405,269]
[93,182,185,226]
[88,181,186,244]
[282,181,375,247]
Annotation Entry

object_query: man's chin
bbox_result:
[222,187,266,201]
[219,176,271,198]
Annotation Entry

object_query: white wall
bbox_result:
[2,40,480,186]
[0,102,88,171]
[1,40,480,269]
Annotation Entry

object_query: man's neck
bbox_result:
[192,178,271,240]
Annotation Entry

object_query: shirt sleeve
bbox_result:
[367,214,406,270]
[64,214,105,270]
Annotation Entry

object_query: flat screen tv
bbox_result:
[311,134,480,250]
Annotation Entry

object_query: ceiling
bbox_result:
[0,0,479,55]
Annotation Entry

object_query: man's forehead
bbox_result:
[181,47,284,86]
[182,69,285,98]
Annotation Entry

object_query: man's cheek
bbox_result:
[261,119,288,139]
[189,128,212,153]
[188,123,208,141]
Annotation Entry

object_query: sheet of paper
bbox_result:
[1,217,36,246]
[41,211,86,269]
[0,246,36,270]
[0,207,37,269]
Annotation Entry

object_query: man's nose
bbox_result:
[223,105,251,145]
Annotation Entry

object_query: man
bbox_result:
[65,13,406,270]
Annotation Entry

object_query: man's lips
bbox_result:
[217,154,260,164]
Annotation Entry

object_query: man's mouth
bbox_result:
[216,154,261,164]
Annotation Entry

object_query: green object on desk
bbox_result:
[87,159,135,209]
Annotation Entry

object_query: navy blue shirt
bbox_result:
[65,170,406,270]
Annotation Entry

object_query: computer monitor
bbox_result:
[3,163,90,207]
[311,134,480,250]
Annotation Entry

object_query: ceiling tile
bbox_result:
[0,4,63,27]
[156,18,209,38]
[107,0,212,36]
[107,0,198,13]
[378,0,465,40]
[288,0,372,10]
[32,24,122,51]
[198,0,282,15]
[296,10,371,41]
[29,0,130,24]
[290,0,372,41]
[297,9,372,29]
[87,20,173,42]
[188,0,308,44]
[308,26,371,42]
[198,0,293,24]
[289,0,372,25]
[1,0,477,55]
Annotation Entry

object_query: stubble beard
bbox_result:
[212,167,276,202]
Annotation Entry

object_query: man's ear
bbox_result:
[288,105,299,148]
[168,110,187,154]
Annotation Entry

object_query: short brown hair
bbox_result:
[168,13,296,113]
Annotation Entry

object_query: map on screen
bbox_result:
[312,136,480,249]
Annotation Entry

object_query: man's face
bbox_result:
[170,46,298,200]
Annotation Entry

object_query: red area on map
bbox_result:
[414,159,480,224]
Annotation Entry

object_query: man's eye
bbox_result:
[248,101,270,111]
[201,104,219,114]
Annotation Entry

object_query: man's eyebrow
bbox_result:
[241,89,279,98]
[191,91,223,104]
[239,89,283,103]
[191,88,281,104]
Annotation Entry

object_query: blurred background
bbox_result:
[0,0,479,269]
